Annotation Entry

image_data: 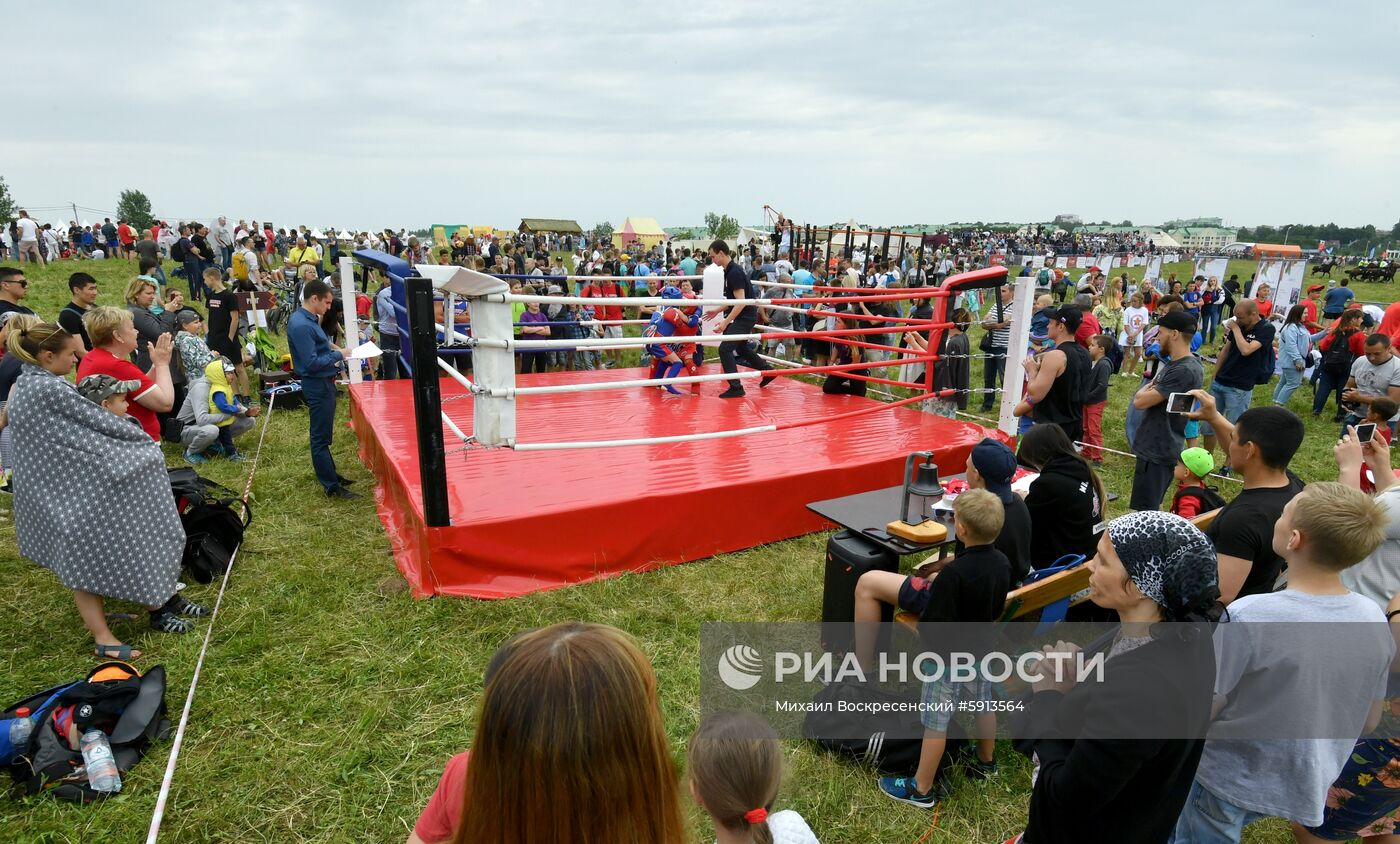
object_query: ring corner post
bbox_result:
[339,257,361,385]
[469,289,517,448]
[405,272,451,527]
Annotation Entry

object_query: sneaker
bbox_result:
[759,374,776,388]
[336,475,357,486]
[204,442,228,456]
[964,758,999,781]
[718,388,746,399]
[149,609,193,634]
[327,486,360,499]
[225,452,247,462]
[878,776,937,808]
[184,450,208,465]
[165,594,211,618]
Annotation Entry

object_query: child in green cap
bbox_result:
[1170,446,1226,518]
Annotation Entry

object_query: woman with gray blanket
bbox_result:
[3,322,207,660]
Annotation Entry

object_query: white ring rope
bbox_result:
[435,356,478,392]
[510,424,779,451]
[516,274,703,282]
[491,292,927,308]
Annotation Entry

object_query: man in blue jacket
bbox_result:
[288,279,355,498]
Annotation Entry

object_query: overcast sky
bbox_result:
[6,2,1397,232]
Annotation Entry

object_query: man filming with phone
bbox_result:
[1128,309,1203,511]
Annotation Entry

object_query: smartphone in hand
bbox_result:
[1167,392,1195,414]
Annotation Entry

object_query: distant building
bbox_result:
[1163,217,1224,229]
[1168,226,1238,251]
[519,218,584,235]
[1052,213,1082,227]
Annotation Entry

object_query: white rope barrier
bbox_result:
[146,392,278,843]
[1072,440,1243,484]
[512,424,778,451]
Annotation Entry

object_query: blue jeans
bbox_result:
[184,258,204,300]
[1168,780,1268,843]
[1313,368,1347,417]
[301,376,341,492]
[1124,377,1151,447]
[1272,363,1304,405]
[1201,304,1221,343]
[377,332,401,380]
[1201,381,1251,437]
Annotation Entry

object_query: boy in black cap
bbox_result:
[76,374,144,429]
[851,439,1031,670]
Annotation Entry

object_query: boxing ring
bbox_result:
[346,256,1010,598]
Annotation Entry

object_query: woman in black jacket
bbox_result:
[1017,423,1105,570]
[1009,510,1221,844]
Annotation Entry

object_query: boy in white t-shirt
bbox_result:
[1171,481,1394,842]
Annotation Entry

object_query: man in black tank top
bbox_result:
[1014,306,1089,442]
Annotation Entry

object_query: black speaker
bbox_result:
[820,530,898,653]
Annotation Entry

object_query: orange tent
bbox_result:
[1253,243,1302,258]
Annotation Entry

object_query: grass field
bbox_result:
[0,255,1389,843]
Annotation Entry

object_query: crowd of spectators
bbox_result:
[9,210,1400,843]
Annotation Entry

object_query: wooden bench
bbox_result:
[894,508,1224,628]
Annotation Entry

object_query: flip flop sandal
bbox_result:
[93,643,139,660]
[150,609,193,634]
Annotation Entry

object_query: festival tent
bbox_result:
[1149,231,1183,249]
[613,217,667,250]
[519,218,583,235]
[1252,243,1302,258]
[431,224,496,248]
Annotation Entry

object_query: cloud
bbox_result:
[4,0,1397,230]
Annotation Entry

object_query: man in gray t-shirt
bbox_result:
[1129,310,1204,511]
[1343,333,1400,431]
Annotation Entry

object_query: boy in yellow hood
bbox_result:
[191,358,261,462]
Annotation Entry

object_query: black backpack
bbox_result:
[171,238,187,262]
[1174,485,1228,515]
[3,662,169,802]
[1322,330,1357,375]
[168,468,251,584]
[803,680,967,778]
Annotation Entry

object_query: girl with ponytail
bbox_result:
[688,711,819,844]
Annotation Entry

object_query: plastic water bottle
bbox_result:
[80,729,121,793]
[7,707,33,747]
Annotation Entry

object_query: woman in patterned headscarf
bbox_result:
[1006,511,1222,844]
